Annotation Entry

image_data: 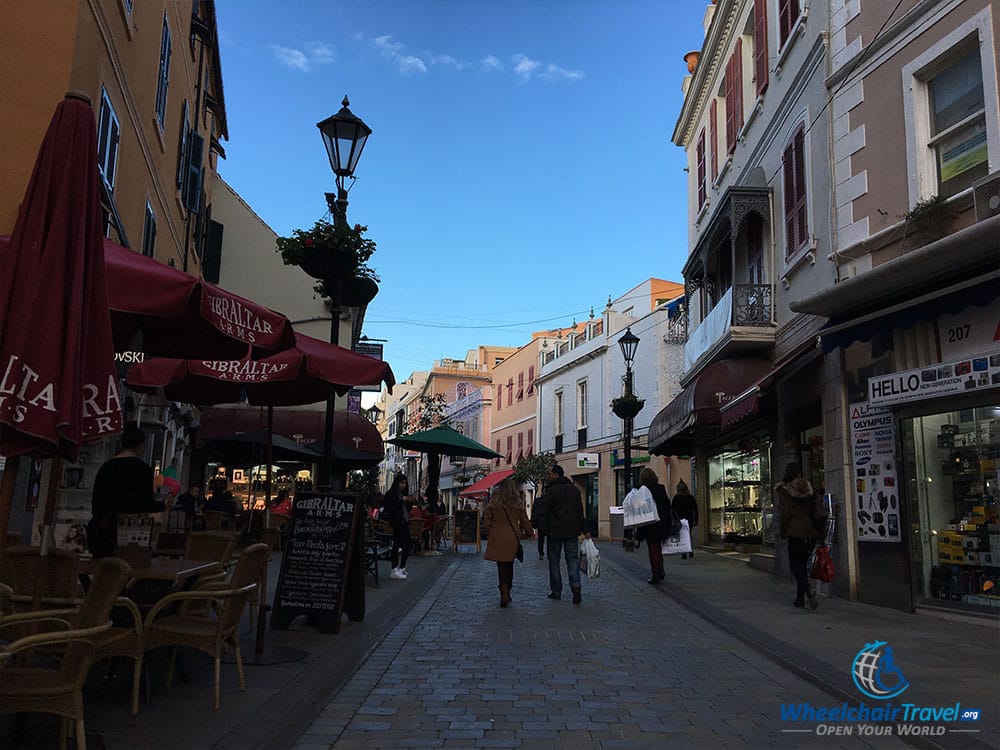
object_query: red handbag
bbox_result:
[810,544,835,583]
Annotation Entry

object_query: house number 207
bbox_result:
[947,325,971,342]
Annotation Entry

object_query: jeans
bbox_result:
[536,529,547,557]
[547,536,581,595]
[645,535,664,577]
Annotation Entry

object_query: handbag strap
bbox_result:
[500,503,521,541]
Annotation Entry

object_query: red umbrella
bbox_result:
[103,239,297,359]
[125,332,395,404]
[0,93,121,460]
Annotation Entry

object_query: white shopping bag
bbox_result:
[622,485,659,528]
[579,537,601,579]
[661,519,692,555]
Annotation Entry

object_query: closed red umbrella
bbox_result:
[0,93,121,460]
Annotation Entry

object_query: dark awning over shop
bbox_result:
[818,273,998,353]
[648,358,771,455]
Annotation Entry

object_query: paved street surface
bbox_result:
[2,544,996,750]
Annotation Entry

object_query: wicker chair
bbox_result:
[0,545,83,611]
[141,543,268,710]
[408,517,425,552]
[0,558,131,750]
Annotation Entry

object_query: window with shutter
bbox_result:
[97,88,120,192]
[725,55,736,153]
[782,126,808,257]
[183,130,204,211]
[527,365,534,395]
[496,439,502,466]
[507,380,513,407]
[527,428,534,455]
[496,384,502,411]
[709,100,718,182]
[696,129,706,209]
[176,100,189,188]
[754,0,768,96]
[779,0,800,48]
[141,202,156,257]
[517,372,524,401]
[506,436,513,464]
[733,39,744,134]
[155,18,172,129]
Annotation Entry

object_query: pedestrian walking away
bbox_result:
[537,464,589,604]
[672,479,698,559]
[776,462,822,609]
[482,477,534,607]
[635,467,673,584]
[530,483,549,560]
[381,473,414,580]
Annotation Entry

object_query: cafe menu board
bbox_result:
[453,509,480,552]
[271,491,361,633]
[849,402,901,543]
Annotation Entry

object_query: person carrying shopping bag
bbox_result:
[482,477,534,607]
[635,468,673,584]
[538,465,589,604]
[671,480,698,559]
[777,462,822,609]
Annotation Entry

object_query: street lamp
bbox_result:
[618,326,640,500]
[314,95,372,488]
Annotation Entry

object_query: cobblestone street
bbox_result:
[291,550,914,750]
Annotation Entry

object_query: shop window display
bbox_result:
[902,405,1000,612]
[708,439,773,547]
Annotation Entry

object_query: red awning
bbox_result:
[459,469,514,498]
[198,406,383,459]
[719,368,779,429]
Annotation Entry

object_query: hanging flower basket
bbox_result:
[276,219,378,287]
[611,393,645,420]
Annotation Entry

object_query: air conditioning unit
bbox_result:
[972,171,1000,222]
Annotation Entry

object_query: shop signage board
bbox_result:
[576,452,599,469]
[868,350,1000,408]
[270,491,361,634]
[849,402,901,542]
[353,342,384,392]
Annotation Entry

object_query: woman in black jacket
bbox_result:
[635,467,673,584]
[671,480,698,559]
[381,474,414,580]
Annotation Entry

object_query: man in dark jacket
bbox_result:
[537,465,589,604]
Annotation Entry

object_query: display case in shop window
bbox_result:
[708,445,773,548]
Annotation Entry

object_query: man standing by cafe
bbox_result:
[538,465,589,604]
[88,426,163,557]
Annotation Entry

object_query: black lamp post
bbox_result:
[618,327,640,498]
[313,95,372,488]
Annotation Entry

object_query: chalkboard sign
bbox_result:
[270,491,361,634]
[453,509,480,552]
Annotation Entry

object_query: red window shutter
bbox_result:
[696,129,706,209]
[496,439,502,465]
[506,435,513,464]
[754,0,768,96]
[779,0,799,47]
[793,127,808,248]
[725,55,736,154]
[733,38,744,133]
[783,140,796,256]
[709,99,718,182]
[496,384,501,411]
[527,365,534,394]
[527,428,534,454]
[518,432,523,449]
[507,380,513,406]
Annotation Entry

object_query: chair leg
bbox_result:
[233,633,246,692]
[213,655,221,710]
[75,719,86,750]
[131,655,143,716]
[165,647,177,688]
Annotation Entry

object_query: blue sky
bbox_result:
[216,0,706,377]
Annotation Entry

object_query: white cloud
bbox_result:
[271,45,310,71]
[430,54,464,70]
[480,55,504,72]
[305,42,336,65]
[512,54,541,80]
[373,34,428,75]
[512,53,583,82]
[270,42,336,72]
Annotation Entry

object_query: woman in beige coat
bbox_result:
[482,477,533,607]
